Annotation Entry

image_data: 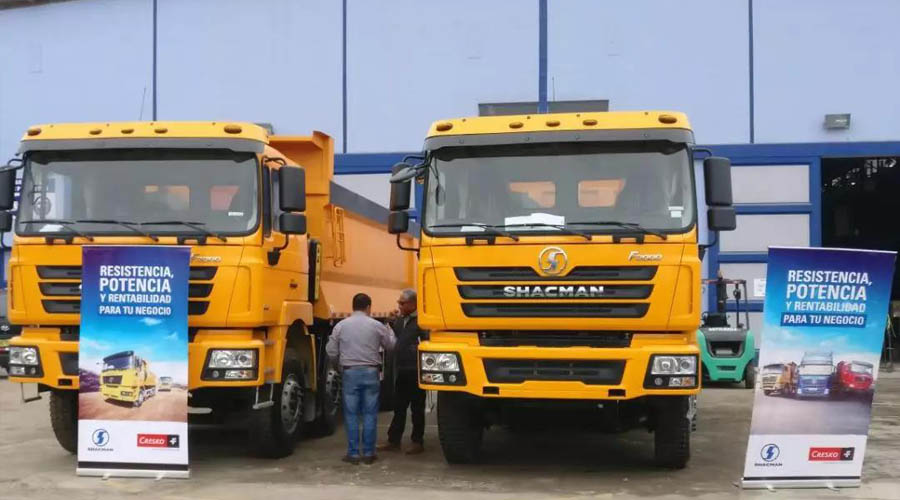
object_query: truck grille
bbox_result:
[103,375,123,385]
[455,266,657,282]
[478,331,632,348]
[35,265,216,315]
[483,359,626,385]
[463,303,648,318]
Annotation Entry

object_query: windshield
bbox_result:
[801,354,832,366]
[161,377,172,382]
[423,141,694,236]
[103,355,133,371]
[850,362,873,374]
[17,149,258,236]
[799,364,833,376]
[763,364,784,374]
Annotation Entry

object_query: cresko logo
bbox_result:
[809,447,855,461]
[137,433,180,448]
[628,251,663,262]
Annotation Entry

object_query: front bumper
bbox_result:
[797,385,830,397]
[418,332,700,400]
[101,385,138,402]
[8,327,268,390]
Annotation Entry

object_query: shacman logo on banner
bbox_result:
[808,447,855,462]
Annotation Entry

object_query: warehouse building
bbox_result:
[1,0,899,329]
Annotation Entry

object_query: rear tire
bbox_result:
[743,365,756,389]
[49,390,78,454]
[310,354,340,437]
[437,391,484,464]
[653,396,691,469]
[249,348,305,458]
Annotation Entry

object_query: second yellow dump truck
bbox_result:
[3,122,415,457]
[388,111,736,468]
[100,350,158,406]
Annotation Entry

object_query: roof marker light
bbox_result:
[224,124,242,134]
[435,122,453,132]
[89,128,102,135]
[658,114,678,124]
[583,119,598,126]
[546,119,560,127]
[121,128,134,134]
[26,127,41,136]
[155,127,168,134]
[509,121,523,129]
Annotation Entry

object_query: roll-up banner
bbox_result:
[742,247,896,489]
[77,246,190,478]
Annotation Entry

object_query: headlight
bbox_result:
[10,347,39,366]
[420,352,460,372]
[208,349,256,369]
[651,355,696,375]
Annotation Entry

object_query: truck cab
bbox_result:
[761,362,797,396]
[834,360,874,398]
[797,351,834,398]
[388,111,736,468]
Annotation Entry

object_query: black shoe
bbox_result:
[361,455,378,465]
[342,455,361,465]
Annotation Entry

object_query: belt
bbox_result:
[342,364,380,370]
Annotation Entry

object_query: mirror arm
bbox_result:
[698,231,719,261]
[395,234,418,252]
[267,233,292,266]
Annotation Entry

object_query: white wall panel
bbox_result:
[719,214,809,253]
[732,165,810,204]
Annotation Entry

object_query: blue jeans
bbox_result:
[342,366,380,457]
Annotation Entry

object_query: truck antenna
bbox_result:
[138,86,147,120]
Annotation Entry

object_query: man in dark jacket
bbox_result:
[378,289,428,454]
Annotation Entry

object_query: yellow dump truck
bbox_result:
[2,122,415,457]
[388,111,736,468]
[100,350,158,406]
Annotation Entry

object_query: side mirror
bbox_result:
[708,206,736,231]
[278,166,306,212]
[0,168,16,211]
[390,162,419,184]
[0,212,11,232]
[704,157,733,206]
[390,163,412,211]
[279,212,307,235]
[388,211,409,235]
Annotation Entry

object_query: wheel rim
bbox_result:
[325,368,341,412]
[281,374,303,434]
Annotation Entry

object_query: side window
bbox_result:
[262,167,272,236]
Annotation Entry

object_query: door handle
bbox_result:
[289,280,298,289]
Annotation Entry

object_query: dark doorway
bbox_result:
[822,156,900,299]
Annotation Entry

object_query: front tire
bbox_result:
[743,365,756,389]
[249,348,305,458]
[437,391,484,464]
[653,396,691,469]
[134,389,145,408]
[49,390,78,454]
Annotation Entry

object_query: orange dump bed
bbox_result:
[268,133,417,319]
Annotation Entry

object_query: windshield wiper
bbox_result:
[17,219,94,242]
[139,221,228,242]
[428,223,520,241]
[75,219,160,242]
[567,221,668,240]
[500,223,593,241]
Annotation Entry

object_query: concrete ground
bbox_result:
[1,373,898,500]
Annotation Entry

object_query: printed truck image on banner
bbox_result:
[742,247,896,489]
[77,246,190,478]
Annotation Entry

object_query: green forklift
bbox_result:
[698,277,756,388]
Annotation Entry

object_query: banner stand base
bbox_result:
[77,468,190,479]
[741,478,860,489]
